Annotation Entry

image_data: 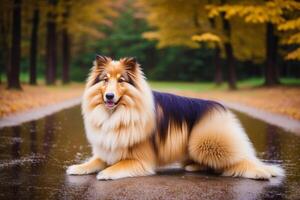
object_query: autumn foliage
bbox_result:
[139,0,300,88]
[0,0,299,90]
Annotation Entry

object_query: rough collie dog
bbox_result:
[67,55,284,180]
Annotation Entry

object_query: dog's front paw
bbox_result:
[67,164,89,175]
[96,171,114,180]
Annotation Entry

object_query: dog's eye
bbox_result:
[103,77,109,82]
[118,77,125,83]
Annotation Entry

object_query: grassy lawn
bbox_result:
[150,78,300,92]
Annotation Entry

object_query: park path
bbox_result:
[1,104,299,199]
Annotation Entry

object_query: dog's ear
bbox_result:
[121,57,138,72]
[95,55,111,68]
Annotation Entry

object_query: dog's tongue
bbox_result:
[106,100,115,108]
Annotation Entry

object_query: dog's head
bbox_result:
[84,55,142,111]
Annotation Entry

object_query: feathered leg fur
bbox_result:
[67,156,106,175]
[188,110,284,180]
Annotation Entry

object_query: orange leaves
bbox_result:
[285,48,300,60]
[0,84,84,117]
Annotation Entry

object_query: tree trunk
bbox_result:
[208,17,223,86]
[8,0,22,90]
[221,16,237,89]
[221,0,237,90]
[265,23,280,86]
[224,42,236,90]
[62,5,70,84]
[45,0,57,85]
[214,47,223,85]
[62,28,70,84]
[29,6,39,85]
[0,6,11,86]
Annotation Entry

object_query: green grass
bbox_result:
[1,72,45,84]
[150,78,300,92]
[2,72,299,91]
[149,81,222,92]
[280,78,300,85]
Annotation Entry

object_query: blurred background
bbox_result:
[1,0,300,119]
[1,0,299,89]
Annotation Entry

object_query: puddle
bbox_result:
[0,106,300,199]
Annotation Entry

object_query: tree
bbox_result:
[45,0,58,85]
[220,0,237,90]
[61,1,70,84]
[207,0,300,85]
[277,5,300,60]
[192,33,223,85]
[139,0,241,89]
[56,0,121,82]
[29,1,40,85]
[0,0,12,85]
[8,0,22,89]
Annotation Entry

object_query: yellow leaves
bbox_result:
[206,0,300,61]
[282,33,300,45]
[272,0,300,11]
[138,0,203,48]
[191,33,222,49]
[278,17,300,31]
[206,5,220,18]
[207,3,284,24]
[142,31,160,40]
[230,19,265,62]
[279,17,300,60]
[285,48,300,60]
[278,17,300,61]
[192,33,221,43]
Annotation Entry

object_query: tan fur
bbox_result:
[156,123,189,165]
[97,140,156,180]
[67,156,106,175]
[67,56,284,180]
[189,110,249,169]
[188,109,284,179]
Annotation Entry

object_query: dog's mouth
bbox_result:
[104,98,121,109]
[105,100,116,109]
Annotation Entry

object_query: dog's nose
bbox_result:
[105,93,114,100]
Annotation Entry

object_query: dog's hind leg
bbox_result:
[221,158,284,179]
[188,110,284,180]
[67,156,106,175]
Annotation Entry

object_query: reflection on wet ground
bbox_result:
[0,106,300,199]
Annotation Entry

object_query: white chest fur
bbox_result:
[83,105,152,164]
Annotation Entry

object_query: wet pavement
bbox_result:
[0,106,300,200]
